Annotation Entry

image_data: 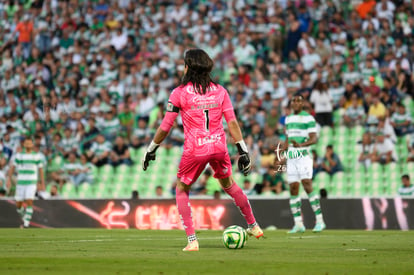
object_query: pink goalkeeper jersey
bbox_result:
[168,83,235,156]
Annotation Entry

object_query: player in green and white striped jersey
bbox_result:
[398,175,414,196]
[277,94,325,233]
[6,137,45,228]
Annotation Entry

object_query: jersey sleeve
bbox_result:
[37,154,44,168]
[284,116,290,136]
[307,116,317,134]
[223,90,236,123]
[167,88,181,110]
[161,88,180,132]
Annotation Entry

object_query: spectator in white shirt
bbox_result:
[310,81,333,127]
[269,74,287,100]
[234,33,256,67]
[343,95,365,127]
[372,132,397,165]
[376,119,397,144]
[137,91,155,119]
[169,1,188,24]
[298,32,316,56]
[110,28,127,52]
[301,46,321,72]
[359,133,374,169]
[376,0,395,21]
[0,70,18,92]
[23,102,43,122]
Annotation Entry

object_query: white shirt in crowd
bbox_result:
[301,53,321,71]
[310,90,333,113]
[374,139,398,161]
[234,44,256,66]
[110,32,127,51]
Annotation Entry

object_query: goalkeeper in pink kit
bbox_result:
[142,49,263,251]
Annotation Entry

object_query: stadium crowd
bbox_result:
[0,0,414,198]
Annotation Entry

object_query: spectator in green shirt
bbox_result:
[118,104,134,139]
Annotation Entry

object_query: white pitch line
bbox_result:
[287,236,319,239]
[346,248,367,251]
[22,236,223,244]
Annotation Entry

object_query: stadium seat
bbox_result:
[349,180,363,196]
[314,172,330,191]
[61,183,77,199]
[249,172,263,185]
[331,172,347,196]
[130,147,145,162]
[354,126,364,138]
[116,164,130,175]
[333,109,343,127]
[320,127,334,145]
[78,184,94,199]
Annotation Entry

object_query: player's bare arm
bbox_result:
[142,105,179,171]
[153,127,170,144]
[6,164,15,192]
[227,120,243,144]
[39,167,45,191]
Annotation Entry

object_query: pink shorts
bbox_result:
[177,152,232,185]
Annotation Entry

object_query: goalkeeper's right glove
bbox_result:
[236,140,251,176]
[142,141,160,171]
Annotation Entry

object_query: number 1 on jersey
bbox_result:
[203,109,210,132]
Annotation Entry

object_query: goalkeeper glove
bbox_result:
[142,141,160,171]
[236,140,251,176]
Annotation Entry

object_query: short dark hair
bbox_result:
[293,93,304,100]
[320,188,328,198]
[402,174,410,180]
[132,190,139,199]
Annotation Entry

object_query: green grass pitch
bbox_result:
[0,229,413,274]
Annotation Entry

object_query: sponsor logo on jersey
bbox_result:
[192,95,216,104]
[197,134,221,146]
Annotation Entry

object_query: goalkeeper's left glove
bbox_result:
[236,140,251,176]
[142,141,160,171]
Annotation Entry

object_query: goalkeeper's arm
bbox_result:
[225,115,251,176]
[142,111,178,171]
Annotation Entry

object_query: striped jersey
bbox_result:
[398,185,414,196]
[63,161,82,174]
[285,111,317,159]
[61,136,78,153]
[12,151,43,185]
[99,118,121,136]
[391,111,411,125]
[90,141,111,157]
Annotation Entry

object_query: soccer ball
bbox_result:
[222,225,248,249]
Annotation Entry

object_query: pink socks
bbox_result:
[223,182,256,225]
[176,186,195,237]
[176,182,256,240]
